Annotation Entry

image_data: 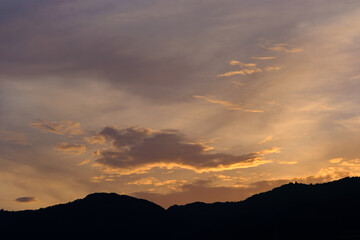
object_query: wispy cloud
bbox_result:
[0,130,30,145]
[231,81,244,87]
[251,56,276,60]
[54,143,86,155]
[84,135,106,145]
[349,75,360,80]
[217,60,262,77]
[277,160,298,165]
[217,69,262,77]
[265,43,303,53]
[264,66,283,71]
[78,159,91,166]
[329,158,344,164]
[193,95,263,113]
[258,135,273,144]
[127,177,187,190]
[229,60,256,67]
[30,120,84,136]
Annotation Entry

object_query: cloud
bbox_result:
[329,158,343,164]
[263,43,303,53]
[15,197,37,203]
[251,56,276,60]
[193,95,263,113]
[349,75,360,80]
[127,177,187,190]
[217,68,262,77]
[78,159,91,166]
[337,158,360,168]
[258,135,273,144]
[98,126,154,148]
[264,66,283,71]
[320,105,332,111]
[0,130,29,145]
[229,60,256,67]
[30,120,84,136]
[277,160,298,165]
[84,135,106,145]
[336,116,360,131]
[93,126,276,175]
[133,168,350,208]
[231,81,244,87]
[54,143,86,155]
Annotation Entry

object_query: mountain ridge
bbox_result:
[1,177,360,239]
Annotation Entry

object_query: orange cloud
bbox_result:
[127,177,187,189]
[54,143,86,155]
[266,43,303,53]
[258,135,273,144]
[217,68,262,77]
[256,147,281,155]
[251,56,276,60]
[329,158,343,164]
[78,159,91,166]
[84,135,106,145]
[132,169,349,208]
[94,157,274,176]
[229,60,256,67]
[277,160,298,165]
[264,66,283,71]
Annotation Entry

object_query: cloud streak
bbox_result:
[229,60,256,67]
[258,135,273,144]
[0,130,29,145]
[193,95,263,113]
[251,56,276,60]
[263,43,303,53]
[217,68,262,77]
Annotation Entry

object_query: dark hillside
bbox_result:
[2,177,360,239]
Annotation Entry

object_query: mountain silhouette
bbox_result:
[1,177,360,239]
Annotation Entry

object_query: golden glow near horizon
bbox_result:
[1,0,360,210]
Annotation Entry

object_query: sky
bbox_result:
[1,0,360,210]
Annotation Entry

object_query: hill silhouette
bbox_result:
[1,177,360,239]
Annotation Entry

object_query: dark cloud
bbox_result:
[99,127,152,148]
[15,197,37,203]
[94,126,270,173]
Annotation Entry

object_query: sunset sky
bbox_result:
[1,0,360,210]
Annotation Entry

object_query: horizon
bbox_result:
[2,176,359,212]
[3,175,360,212]
[2,0,360,211]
